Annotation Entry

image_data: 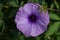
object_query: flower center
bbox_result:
[28,14,37,23]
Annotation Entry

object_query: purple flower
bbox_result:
[15,3,50,37]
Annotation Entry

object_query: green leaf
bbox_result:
[45,22,60,37]
[50,3,54,9]
[20,35,25,40]
[42,1,47,6]
[0,4,3,19]
[31,0,45,4]
[36,36,41,40]
[57,36,60,40]
[37,0,45,4]
[0,19,5,36]
[0,11,3,19]
[49,12,60,20]
[56,32,60,36]
[54,1,59,9]
[8,30,19,40]
[0,19,3,26]
[41,1,48,11]
[0,19,4,27]
[9,8,17,18]
[8,0,18,7]
[20,1,24,7]
[0,4,2,10]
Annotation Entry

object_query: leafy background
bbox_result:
[0,0,60,40]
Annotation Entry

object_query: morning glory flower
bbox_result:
[15,3,50,37]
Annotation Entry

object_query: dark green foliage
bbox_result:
[0,0,60,40]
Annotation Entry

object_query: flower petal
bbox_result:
[17,7,29,17]
[16,19,32,37]
[23,3,39,14]
[39,10,50,25]
[30,23,41,37]
[15,16,28,24]
[37,19,46,27]
[31,23,47,37]
[37,20,47,30]
[15,3,50,37]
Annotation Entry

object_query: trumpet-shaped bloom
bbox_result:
[15,3,50,37]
